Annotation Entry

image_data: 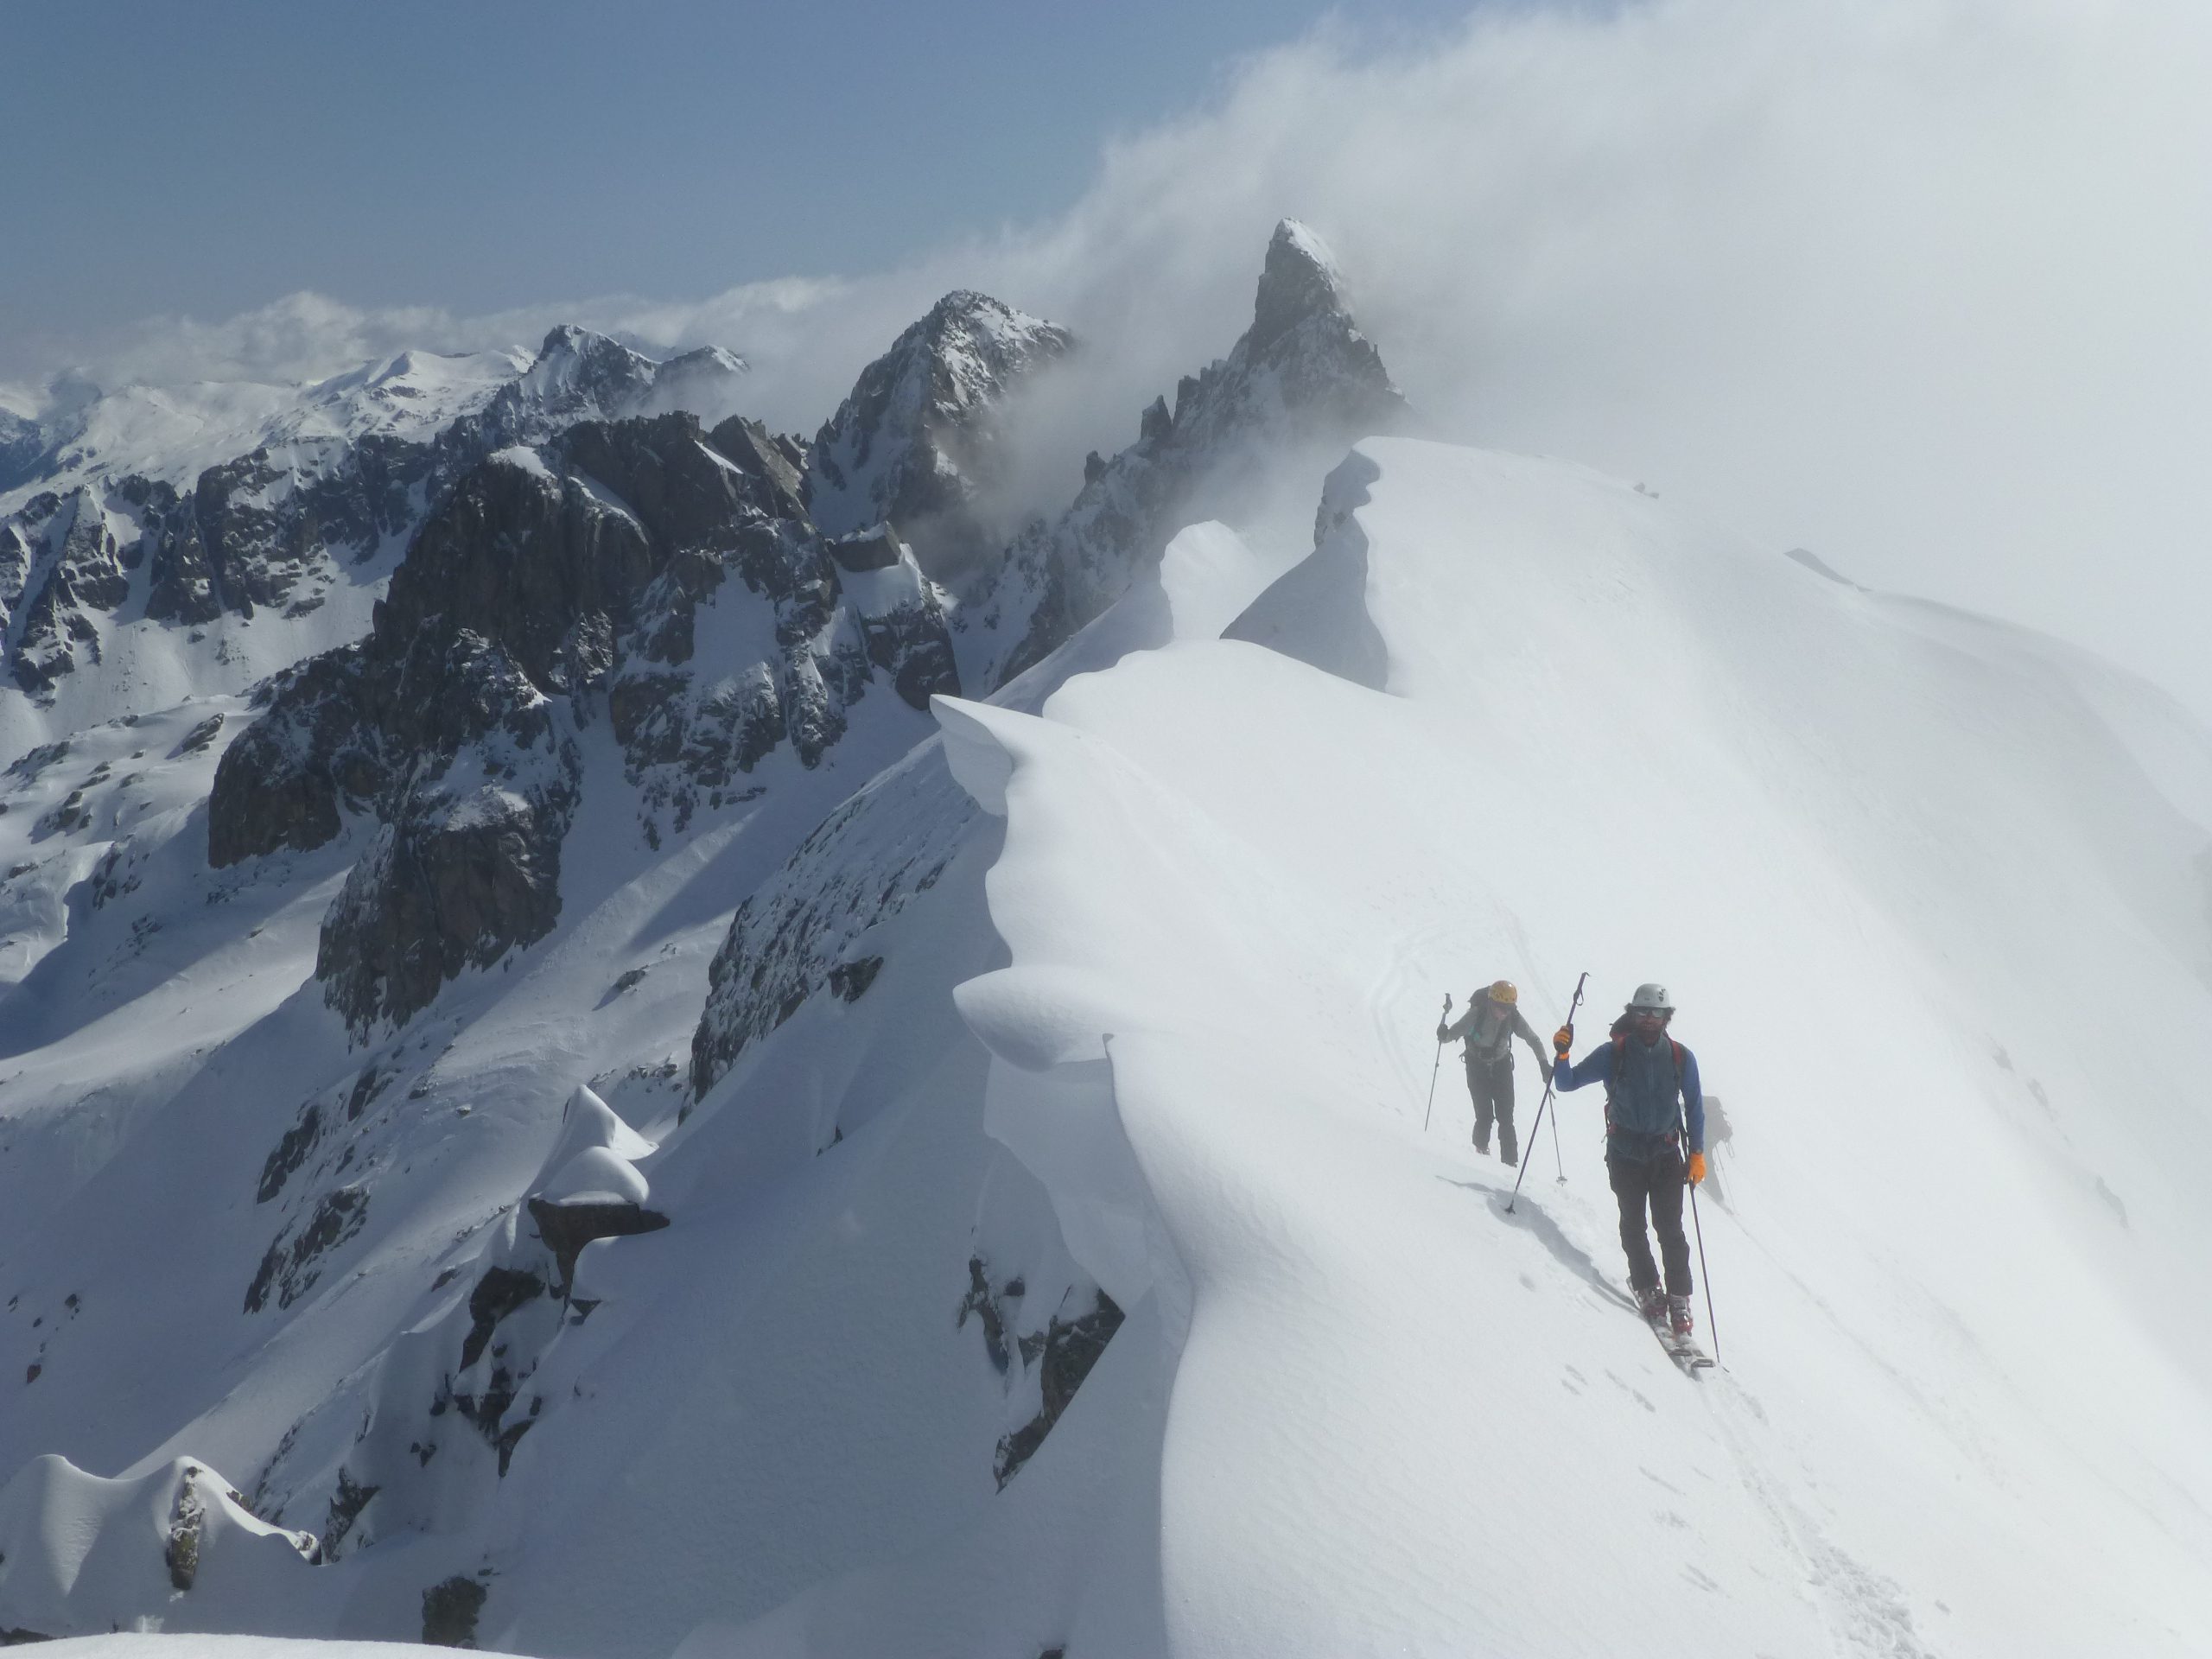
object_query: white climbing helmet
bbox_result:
[1627,982,1674,1014]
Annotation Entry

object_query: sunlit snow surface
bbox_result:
[911,440,2212,1655]
[3,438,2210,1656]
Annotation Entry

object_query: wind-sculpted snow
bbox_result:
[245,1085,664,1557]
[893,437,2212,1655]
[0,1457,323,1641]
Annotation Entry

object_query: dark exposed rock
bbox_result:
[321,1466,378,1559]
[957,1254,1015,1375]
[207,645,379,866]
[525,1198,670,1297]
[257,1103,323,1203]
[421,1575,488,1648]
[245,1185,369,1313]
[168,712,226,758]
[994,1290,1126,1488]
[459,1267,547,1371]
[7,490,132,695]
[827,955,883,1001]
[826,524,901,573]
[1,325,747,713]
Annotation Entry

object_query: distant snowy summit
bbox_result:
[806,290,1074,581]
[0,327,751,749]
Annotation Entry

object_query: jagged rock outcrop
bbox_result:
[0,327,748,715]
[690,741,981,1098]
[243,1088,664,1553]
[3,489,133,694]
[807,291,1073,582]
[962,219,1408,689]
[212,410,959,1033]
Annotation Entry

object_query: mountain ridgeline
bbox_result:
[0,220,1413,1646]
[170,219,1402,1040]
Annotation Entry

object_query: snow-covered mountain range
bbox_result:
[0,329,751,754]
[2,220,2209,1658]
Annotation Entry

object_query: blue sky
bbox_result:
[0,0,1471,365]
[6,0,2209,719]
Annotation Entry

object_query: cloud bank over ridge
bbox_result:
[16,0,2212,715]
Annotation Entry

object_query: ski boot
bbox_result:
[1634,1285,1667,1324]
[1668,1295,1694,1339]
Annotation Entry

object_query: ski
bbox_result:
[1642,1306,1716,1372]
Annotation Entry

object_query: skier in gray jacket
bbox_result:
[1438,980,1552,1164]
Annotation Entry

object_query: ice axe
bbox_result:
[1421,993,1451,1132]
[1508,969,1586,1214]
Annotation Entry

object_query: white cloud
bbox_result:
[19,0,2212,717]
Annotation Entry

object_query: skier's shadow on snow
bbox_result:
[1441,1179,1638,1313]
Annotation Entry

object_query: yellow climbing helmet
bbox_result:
[1488,980,1518,1004]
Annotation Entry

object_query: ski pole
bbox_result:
[1421,994,1451,1131]
[1550,1075,1567,1184]
[1509,970,1586,1214]
[1682,1103,1719,1363]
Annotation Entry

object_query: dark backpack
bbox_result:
[1604,1024,1686,1150]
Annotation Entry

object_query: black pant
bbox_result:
[1465,1053,1516,1164]
[1608,1152,1692,1296]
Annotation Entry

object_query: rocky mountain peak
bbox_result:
[1248,219,1353,357]
[510,327,659,414]
[807,291,1074,582]
[208,407,958,1033]
[964,219,1407,688]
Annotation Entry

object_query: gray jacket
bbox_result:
[1442,996,1549,1070]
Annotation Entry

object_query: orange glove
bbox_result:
[1688,1151,1707,1185]
[1553,1024,1573,1057]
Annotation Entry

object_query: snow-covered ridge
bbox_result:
[893,436,2212,1654]
[3,226,2208,1656]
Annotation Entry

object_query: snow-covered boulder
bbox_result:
[0,1457,321,1640]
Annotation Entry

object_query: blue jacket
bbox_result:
[1554,1035,1704,1162]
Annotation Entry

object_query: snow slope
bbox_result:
[902,439,2212,1654]
[5,432,2210,1656]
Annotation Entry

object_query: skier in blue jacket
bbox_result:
[1551,982,1707,1338]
